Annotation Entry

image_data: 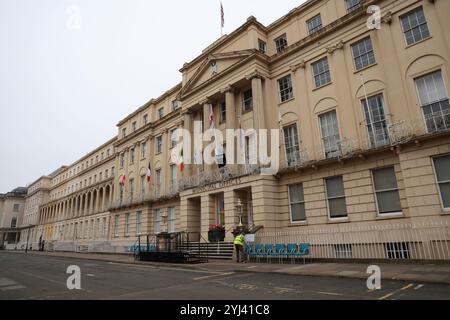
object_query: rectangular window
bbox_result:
[351,37,376,71]
[136,211,142,235]
[102,217,107,236]
[283,124,300,166]
[156,136,163,154]
[307,14,322,34]
[129,178,134,200]
[130,148,135,164]
[10,217,17,228]
[258,39,267,54]
[122,128,126,138]
[132,121,137,132]
[372,167,402,214]
[362,94,390,148]
[120,153,125,169]
[158,107,164,119]
[243,89,253,112]
[415,70,450,132]
[155,169,161,198]
[111,166,115,177]
[319,110,341,158]
[401,7,430,46]
[275,34,288,53]
[170,129,177,148]
[278,75,294,102]
[325,176,348,219]
[170,165,177,183]
[105,169,109,178]
[13,204,19,212]
[140,175,146,195]
[172,100,179,111]
[114,215,119,237]
[143,114,148,126]
[312,57,331,88]
[219,102,226,124]
[141,141,147,159]
[154,209,161,234]
[433,155,450,209]
[168,207,176,233]
[345,0,361,13]
[288,184,306,222]
[125,213,130,236]
[386,242,410,259]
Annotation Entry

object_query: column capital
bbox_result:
[245,70,265,81]
[326,40,344,54]
[199,98,213,106]
[220,85,237,94]
[290,60,306,73]
[381,11,393,24]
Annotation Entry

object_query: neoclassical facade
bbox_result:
[30,0,450,258]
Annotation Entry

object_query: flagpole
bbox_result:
[220,1,224,37]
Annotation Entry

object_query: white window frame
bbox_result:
[351,36,376,71]
[288,184,307,224]
[325,176,348,220]
[278,74,294,103]
[311,57,331,89]
[154,209,161,234]
[371,166,403,217]
[156,136,163,154]
[307,14,322,34]
[283,124,300,166]
[168,207,176,233]
[114,215,119,237]
[400,6,430,47]
[136,211,142,235]
[319,110,341,158]
[275,33,288,53]
[431,154,450,212]
[125,213,130,237]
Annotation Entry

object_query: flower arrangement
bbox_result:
[209,224,225,231]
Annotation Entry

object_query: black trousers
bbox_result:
[235,244,244,262]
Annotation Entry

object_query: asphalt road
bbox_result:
[0,252,449,300]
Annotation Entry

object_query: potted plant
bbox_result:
[208,224,225,242]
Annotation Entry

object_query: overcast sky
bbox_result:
[0,0,305,193]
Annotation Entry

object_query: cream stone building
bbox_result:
[31,0,450,260]
[0,187,27,249]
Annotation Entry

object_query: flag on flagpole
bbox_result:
[146,162,152,183]
[220,2,225,29]
[119,174,126,187]
[179,148,184,173]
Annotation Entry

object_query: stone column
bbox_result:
[202,99,214,172]
[224,190,238,242]
[247,72,266,131]
[182,112,192,180]
[223,86,236,130]
[162,129,169,196]
[200,194,215,240]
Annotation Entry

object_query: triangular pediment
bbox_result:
[181,50,255,95]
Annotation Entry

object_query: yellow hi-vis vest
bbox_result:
[234,235,245,245]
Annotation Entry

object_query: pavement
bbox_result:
[1,251,450,300]
[3,250,450,285]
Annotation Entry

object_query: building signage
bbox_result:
[193,177,242,194]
